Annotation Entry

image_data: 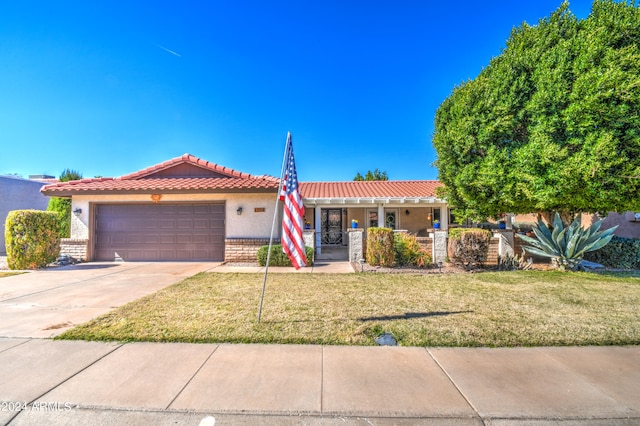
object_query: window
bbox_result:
[368,210,378,228]
[433,208,441,223]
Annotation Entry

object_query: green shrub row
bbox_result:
[394,232,432,267]
[5,210,60,270]
[448,228,491,269]
[257,244,314,267]
[366,227,394,267]
[584,235,640,269]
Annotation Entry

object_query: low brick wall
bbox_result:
[416,237,433,258]
[60,238,88,261]
[487,237,499,264]
[514,235,526,256]
[225,238,276,262]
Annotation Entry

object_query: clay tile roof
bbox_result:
[41,154,279,196]
[299,180,444,200]
[120,153,253,180]
[40,154,444,199]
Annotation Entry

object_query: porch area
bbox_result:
[303,205,449,261]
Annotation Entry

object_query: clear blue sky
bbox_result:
[0,1,593,182]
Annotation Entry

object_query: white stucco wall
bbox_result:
[70,192,279,240]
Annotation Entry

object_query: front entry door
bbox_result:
[321,208,343,245]
[385,209,397,230]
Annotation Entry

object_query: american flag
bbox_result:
[280,132,307,269]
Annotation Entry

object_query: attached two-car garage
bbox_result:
[94,203,225,261]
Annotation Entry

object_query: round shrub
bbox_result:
[5,210,60,270]
[366,227,394,267]
[257,244,314,267]
[448,228,492,269]
[394,232,432,267]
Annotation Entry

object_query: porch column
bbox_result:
[440,206,449,230]
[505,213,514,230]
[348,229,364,263]
[303,230,315,263]
[314,207,322,256]
[431,231,448,263]
[377,204,384,228]
[494,230,515,258]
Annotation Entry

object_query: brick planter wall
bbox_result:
[225,238,276,262]
[487,237,499,264]
[416,237,433,257]
[60,238,88,261]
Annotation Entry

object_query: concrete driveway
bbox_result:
[0,262,220,338]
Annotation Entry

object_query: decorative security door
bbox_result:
[321,209,343,245]
[385,210,397,230]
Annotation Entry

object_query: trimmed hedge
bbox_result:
[448,228,491,269]
[5,210,60,270]
[394,232,432,267]
[366,227,394,267]
[584,235,640,269]
[257,244,314,267]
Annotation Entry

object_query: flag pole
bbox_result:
[258,133,290,323]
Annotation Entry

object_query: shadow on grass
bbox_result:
[359,311,473,321]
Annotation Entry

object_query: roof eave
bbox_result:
[41,187,279,197]
[303,197,445,205]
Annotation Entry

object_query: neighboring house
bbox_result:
[40,154,449,262]
[1,176,51,255]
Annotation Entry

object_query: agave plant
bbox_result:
[516,213,617,271]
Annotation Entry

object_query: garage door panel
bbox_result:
[127,235,143,244]
[193,205,211,214]
[176,234,193,243]
[177,220,193,229]
[193,235,208,244]
[193,219,210,229]
[95,203,225,261]
[142,235,160,244]
[111,234,126,244]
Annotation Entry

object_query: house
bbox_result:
[40,154,450,262]
[1,176,51,255]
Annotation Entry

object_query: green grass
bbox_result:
[57,271,640,347]
[0,272,25,278]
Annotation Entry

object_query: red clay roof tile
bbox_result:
[41,154,443,199]
[299,181,443,199]
[41,154,279,195]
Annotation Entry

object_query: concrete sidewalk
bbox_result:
[1,339,638,425]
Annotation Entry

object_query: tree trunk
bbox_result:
[537,211,574,227]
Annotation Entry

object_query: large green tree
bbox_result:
[354,169,389,181]
[432,0,640,223]
[47,169,82,238]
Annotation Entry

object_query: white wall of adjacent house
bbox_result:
[69,193,278,240]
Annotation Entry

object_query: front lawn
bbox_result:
[57,271,640,347]
[0,272,24,278]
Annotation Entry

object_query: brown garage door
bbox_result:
[94,203,225,261]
